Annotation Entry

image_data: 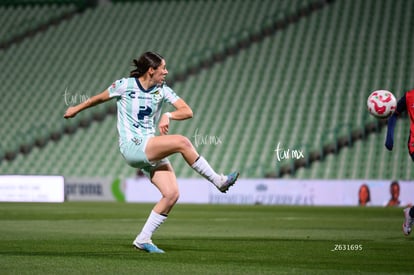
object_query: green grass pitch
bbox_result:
[0,202,412,274]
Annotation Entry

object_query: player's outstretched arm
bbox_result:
[64,90,111,119]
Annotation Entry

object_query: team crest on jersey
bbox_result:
[131,137,142,145]
[152,89,163,102]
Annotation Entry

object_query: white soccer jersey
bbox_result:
[108,77,179,146]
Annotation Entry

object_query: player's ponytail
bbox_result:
[130,59,145,78]
[130,51,164,78]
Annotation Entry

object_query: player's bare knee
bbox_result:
[177,136,194,151]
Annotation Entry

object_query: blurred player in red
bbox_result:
[384,90,414,235]
[385,89,414,161]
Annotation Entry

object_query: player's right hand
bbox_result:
[64,106,78,118]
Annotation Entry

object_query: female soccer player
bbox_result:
[64,51,239,253]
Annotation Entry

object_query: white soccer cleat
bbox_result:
[217,172,239,193]
[402,207,413,236]
[133,239,165,253]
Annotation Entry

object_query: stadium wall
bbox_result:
[1,176,411,206]
[125,178,413,207]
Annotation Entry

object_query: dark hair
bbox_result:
[130,51,164,78]
[390,180,399,189]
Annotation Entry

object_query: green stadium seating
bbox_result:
[0,3,78,46]
[0,0,413,180]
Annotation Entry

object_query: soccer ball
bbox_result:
[367,90,397,118]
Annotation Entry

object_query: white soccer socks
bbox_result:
[135,210,168,244]
[191,156,225,187]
